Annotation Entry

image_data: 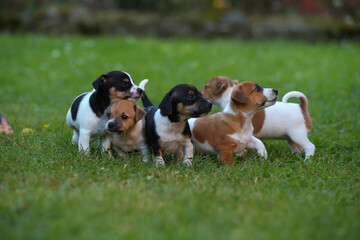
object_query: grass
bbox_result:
[0,34,359,240]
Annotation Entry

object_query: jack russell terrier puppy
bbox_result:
[66,70,148,153]
[105,99,146,157]
[189,81,278,166]
[201,76,315,159]
[141,84,212,166]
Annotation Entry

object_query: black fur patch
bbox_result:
[144,105,161,156]
[89,71,135,118]
[71,93,86,121]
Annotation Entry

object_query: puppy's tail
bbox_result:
[282,91,312,131]
[139,79,148,91]
[141,92,153,107]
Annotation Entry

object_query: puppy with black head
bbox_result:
[141,84,212,166]
[66,71,148,153]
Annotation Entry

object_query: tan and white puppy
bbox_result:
[105,100,146,157]
[201,76,315,159]
[189,81,278,165]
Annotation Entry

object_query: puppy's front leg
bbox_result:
[219,148,234,166]
[182,139,193,166]
[79,129,92,154]
[100,135,111,153]
[246,136,268,159]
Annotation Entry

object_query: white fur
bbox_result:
[153,110,193,166]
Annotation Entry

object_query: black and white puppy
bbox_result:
[66,71,148,153]
[142,84,212,166]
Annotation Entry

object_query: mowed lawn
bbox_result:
[0,35,359,240]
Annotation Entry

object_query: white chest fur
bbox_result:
[154,110,188,154]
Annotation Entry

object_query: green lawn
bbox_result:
[0,35,359,240]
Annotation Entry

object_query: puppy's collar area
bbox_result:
[224,102,254,118]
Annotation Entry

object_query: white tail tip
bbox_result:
[139,79,149,90]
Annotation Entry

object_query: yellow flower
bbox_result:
[44,124,50,128]
[22,128,34,133]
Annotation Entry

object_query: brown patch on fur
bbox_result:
[202,76,237,100]
[252,110,265,134]
[109,87,131,100]
[177,102,198,119]
[108,100,144,132]
[193,113,246,165]
[123,78,129,82]
[299,96,312,130]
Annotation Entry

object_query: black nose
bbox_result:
[137,88,143,94]
[273,89,278,95]
[207,102,213,111]
[108,121,116,130]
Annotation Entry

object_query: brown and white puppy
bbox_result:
[105,100,146,157]
[189,81,278,165]
[201,76,315,159]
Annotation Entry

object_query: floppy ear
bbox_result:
[159,92,173,116]
[92,74,107,90]
[215,82,227,95]
[134,105,145,123]
[231,87,249,104]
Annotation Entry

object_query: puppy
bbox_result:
[189,81,278,165]
[201,76,315,159]
[141,84,212,166]
[66,71,148,153]
[105,100,146,157]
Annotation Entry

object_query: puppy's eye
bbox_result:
[254,85,261,92]
[188,94,195,101]
[121,81,129,87]
[106,112,111,118]
[122,115,128,120]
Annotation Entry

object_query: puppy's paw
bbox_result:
[183,158,192,166]
[142,156,151,163]
[139,79,149,91]
[155,156,165,167]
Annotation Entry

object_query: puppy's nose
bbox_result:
[137,88,144,95]
[273,89,278,95]
[108,121,116,130]
[206,101,213,111]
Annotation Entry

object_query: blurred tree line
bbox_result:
[1,0,359,19]
[0,0,359,39]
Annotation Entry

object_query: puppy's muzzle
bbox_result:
[107,121,122,133]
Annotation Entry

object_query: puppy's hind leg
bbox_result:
[72,130,79,145]
[288,129,315,159]
[286,139,302,153]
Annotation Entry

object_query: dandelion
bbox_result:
[44,124,50,128]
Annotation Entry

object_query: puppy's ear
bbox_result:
[215,82,227,95]
[159,92,173,116]
[134,105,145,123]
[231,86,249,104]
[92,74,107,90]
